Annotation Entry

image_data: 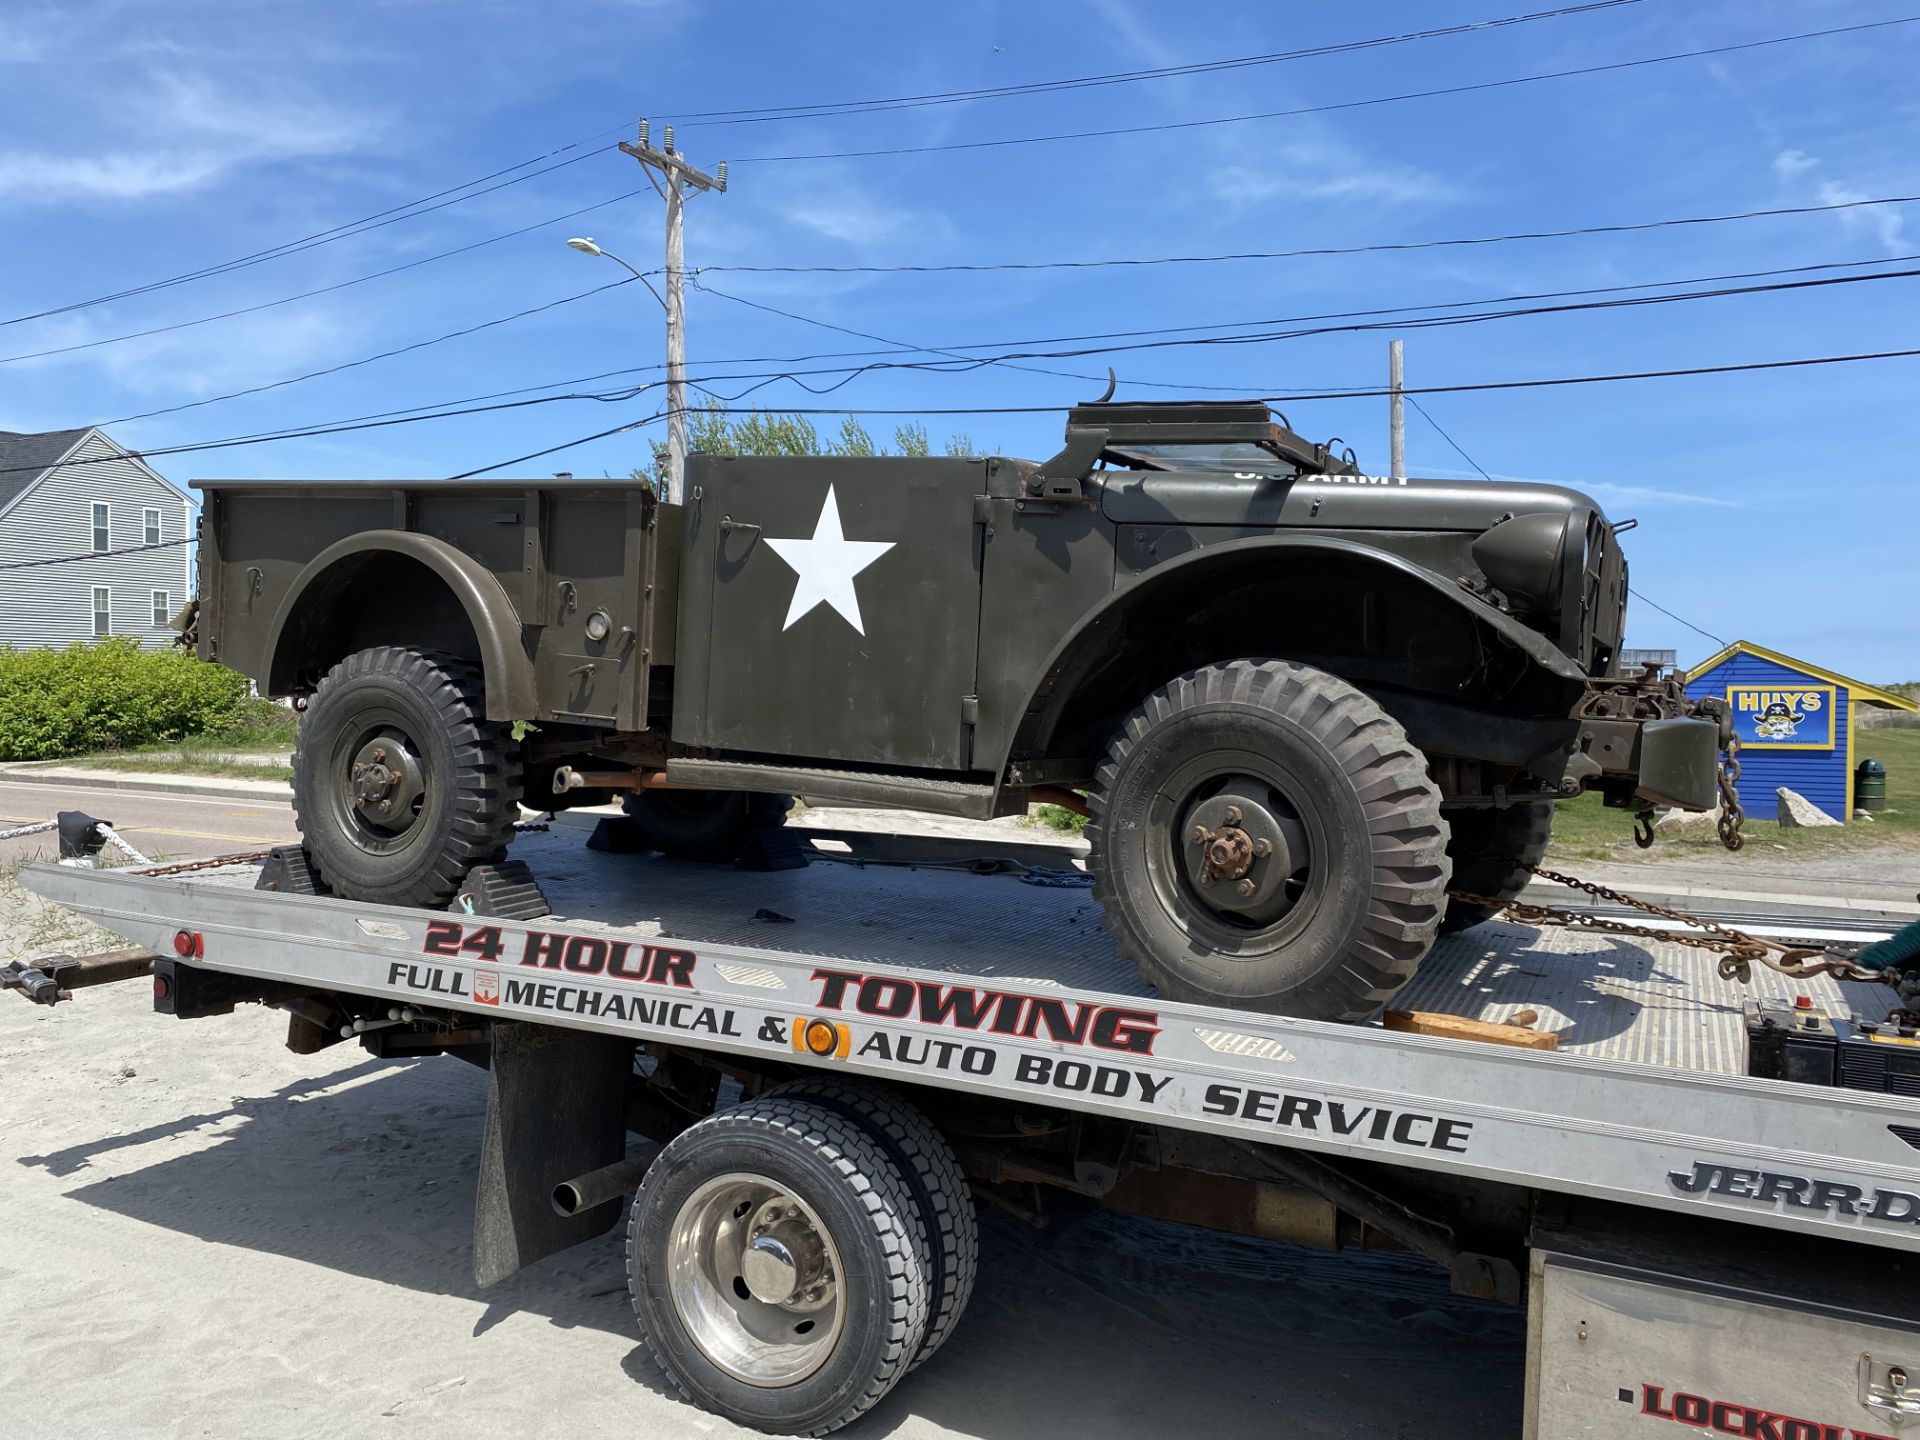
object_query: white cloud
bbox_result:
[1771,149,1818,181]
[1416,466,1743,508]
[1770,147,1907,252]
[1578,480,1744,510]
[0,69,377,204]
[1209,135,1460,210]
[1081,0,1183,68]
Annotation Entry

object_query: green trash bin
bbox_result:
[1856,757,1888,813]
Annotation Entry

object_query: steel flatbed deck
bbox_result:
[23,823,1920,1258]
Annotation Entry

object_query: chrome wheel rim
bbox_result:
[666,1172,845,1387]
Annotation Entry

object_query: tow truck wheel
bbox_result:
[627,1095,930,1435]
[1088,659,1450,1022]
[764,1077,978,1371]
[621,790,790,863]
[1438,804,1555,934]
[291,646,517,909]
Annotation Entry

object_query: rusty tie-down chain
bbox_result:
[1451,863,1888,987]
[1716,738,1746,852]
[131,849,279,878]
[122,823,551,879]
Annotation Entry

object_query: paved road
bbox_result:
[0,780,298,869]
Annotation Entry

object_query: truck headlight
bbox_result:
[1471,513,1572,613]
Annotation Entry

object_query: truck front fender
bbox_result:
[265,530,537,721]
[999,533,1589,773]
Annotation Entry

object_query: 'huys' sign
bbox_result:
[1727,685,1836,750]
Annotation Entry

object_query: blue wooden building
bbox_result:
[1684,641,1916,822]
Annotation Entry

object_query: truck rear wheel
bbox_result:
[621,790,790,863]
[291,646,517,908]
[764,1077,978,1371]
[1088,659,1450,1021]
[1439,804,1555,934]
[627,1096,929,1435]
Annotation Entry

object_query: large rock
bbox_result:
[1777,787,1842,828]
[1655,802,1725,835]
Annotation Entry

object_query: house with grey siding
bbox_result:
[0,428,194,650]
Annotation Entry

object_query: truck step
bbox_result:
[665,758,1000,819]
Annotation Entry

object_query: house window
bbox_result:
[91,502,109,552]
[143,508,160,545]
[152,590,170,628]
[92,587,110,637]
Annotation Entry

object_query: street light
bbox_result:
[565,237,664,309]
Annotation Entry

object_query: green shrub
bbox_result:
[0,639,252,760]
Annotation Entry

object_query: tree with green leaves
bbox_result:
[634,404,987,489]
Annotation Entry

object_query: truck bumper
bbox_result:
[1633,716,1721,812]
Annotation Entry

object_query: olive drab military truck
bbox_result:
[189,399,1731,1022]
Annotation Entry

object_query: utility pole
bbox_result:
[1388,338,1406,480]
[619,120,727,505]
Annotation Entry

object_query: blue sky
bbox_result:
[2,0,1915,680]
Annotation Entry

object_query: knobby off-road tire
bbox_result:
[621,790,791,863]
[765,1077,979,1372]
[1088,659,1450,1022]
[627,1096,931,1436]
[291,646,518,909]
[1438,804,1555,935]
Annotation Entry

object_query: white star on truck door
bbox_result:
[764,485,896,634]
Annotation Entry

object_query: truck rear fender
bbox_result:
[997,533,1589,777]
[264,531,537,721]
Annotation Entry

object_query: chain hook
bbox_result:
[1716,736,1746,852]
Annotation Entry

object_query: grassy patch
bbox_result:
[1546,726,1920,861]
[74,754,292,782]
[1026,803,1089,833]
[0,852,128,957]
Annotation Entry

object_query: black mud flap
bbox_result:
[472,1020,632,1288]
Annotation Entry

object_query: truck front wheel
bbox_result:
[1088,659,1450,1022]
[291,646,518,908]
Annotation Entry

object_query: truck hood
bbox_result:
[1098,469,1607,532]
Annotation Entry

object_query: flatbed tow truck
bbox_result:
[9,813,1920,1437]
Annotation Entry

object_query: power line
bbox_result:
[1405,395,1492,481]
[17,255,1914,463]
[728,17,1920,164]
[1629,588,1728,648]
[0,2,1638,334]
[0,148,617,332]
[39,256,1920,447]
[0,536,194,573]
[691,277,1325,395]
[700,192,1920,276]
[6,337,1920,487]
[453,343,1920,479]
[672,2,1644,129]
[96,278,640,428]
[639,263,1920,384]
[710,251,1920,361]
[0,189,656,366]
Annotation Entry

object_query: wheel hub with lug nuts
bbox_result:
[741,1205,832,1307]
[344,735,425,831]
[667,1174,845,1387]
[1184,789,1298,923]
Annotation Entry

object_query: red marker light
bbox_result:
[153,973,171,1001]
[172,930,203,958]
[1794,994,1813,1010]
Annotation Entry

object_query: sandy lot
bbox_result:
[0,923,1522,1440]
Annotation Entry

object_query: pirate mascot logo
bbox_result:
[1750,698,1805,740]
